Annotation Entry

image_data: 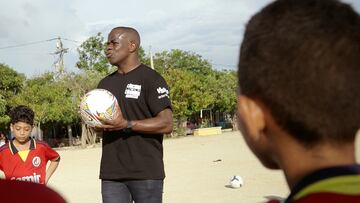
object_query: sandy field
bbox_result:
[2,130,360,203]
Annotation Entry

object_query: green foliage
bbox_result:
[76,32,112,74]
[0,95,6,115]
[138,47,147,64]
[154,49,212,74]
[0,63,25,99]
[10,72,79,125]
[153,50,217,119]
[211,70,237,113]
[161,69,195,118]
[0,63,25,129]
[0,94,9,129]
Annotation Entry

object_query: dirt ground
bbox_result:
[2,130,360,203]
[48,131,288,203]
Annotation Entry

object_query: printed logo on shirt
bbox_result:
[32,156,41,167]
[125,84,142,99]
[11,173,41,183]
[157,87,169,99]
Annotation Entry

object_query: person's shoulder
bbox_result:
[99,71,117,84]
[0,143,9,153]
[107,70,118,77]
[36,140,56,151]
[138,64,165,80]
[36,140,51,147]
[265,200,281,203]
[0,179,67,202]
[291,192,360,202]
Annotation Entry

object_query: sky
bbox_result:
[0,0,359,77]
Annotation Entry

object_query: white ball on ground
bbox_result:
[230,175,244,188]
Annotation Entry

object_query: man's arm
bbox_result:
[131,108,173,134]
[98,104,173,134]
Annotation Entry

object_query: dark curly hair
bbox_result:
[238,0,360,147]
[10,105,35,126]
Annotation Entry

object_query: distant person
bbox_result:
[96,26,173,203]
[0,179,67,202]
[0,105,60,184]
[30,127,43,140]
[0,132,6,147]
[237,0,360,202]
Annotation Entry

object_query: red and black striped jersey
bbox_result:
[267,165,360,203]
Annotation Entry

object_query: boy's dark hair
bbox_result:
[10,105,34,126]
[238,0,360,146]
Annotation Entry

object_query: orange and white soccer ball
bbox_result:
[79,89,118,127]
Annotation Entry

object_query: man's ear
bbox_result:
[237,95,265,140]
[128,41,137,53]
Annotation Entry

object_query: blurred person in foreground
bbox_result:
[237,0,360,202]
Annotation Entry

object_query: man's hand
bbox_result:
[95,102,128,131]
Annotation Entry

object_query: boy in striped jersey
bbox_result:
[237,0,360,202]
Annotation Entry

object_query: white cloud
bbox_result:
[0,0,85,76]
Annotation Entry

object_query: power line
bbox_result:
[211,63,236,68]
[0,38,58,50]
[62,38,81,44]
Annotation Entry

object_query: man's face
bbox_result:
[105,30,130,66]
[11,122,32,144]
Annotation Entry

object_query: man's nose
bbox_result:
[106,43,113,50]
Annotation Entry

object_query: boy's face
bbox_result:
[11,122,32,143]
[237,95,280,170]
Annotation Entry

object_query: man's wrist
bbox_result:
[123,120,133,133]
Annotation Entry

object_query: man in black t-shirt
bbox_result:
[96,26,173,203]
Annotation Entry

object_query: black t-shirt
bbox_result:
[97,64,171,180]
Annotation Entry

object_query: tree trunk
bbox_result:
[171,117,187,137]
[67,125,73,146]
[231,113,239,131]
[38,122,43,141]
[81,123,97,148]
[81,124,87,147]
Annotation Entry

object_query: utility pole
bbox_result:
[149,46,154,69]
[52,37,68,75]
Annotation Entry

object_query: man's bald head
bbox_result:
[111,27,141,49]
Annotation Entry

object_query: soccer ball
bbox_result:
[79,89,118,127]
[230,175,244,188]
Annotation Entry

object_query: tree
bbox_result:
[154,49,212,74]
[0,63,25,130]
[76,32,113,74]
[211,70,237,113]
[65,70,106,147]
[152,49,238,133]
[10,72,82,144]
[0,63,25,99]
[0,94,9,130]
[151,50,217,135]
[210,70,238,129]
[154,49,216,113]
